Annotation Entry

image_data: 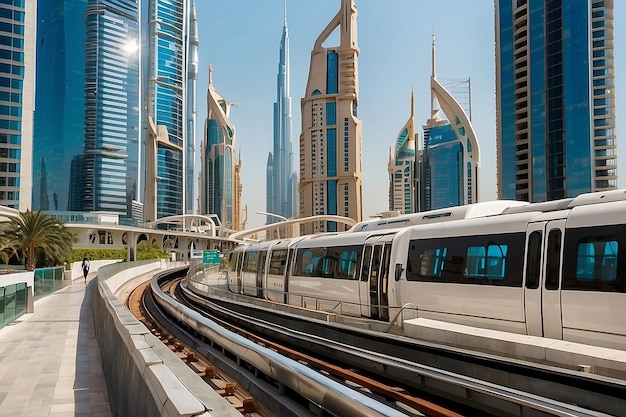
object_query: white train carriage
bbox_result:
[228,190,626,350]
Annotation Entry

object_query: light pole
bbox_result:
[255,211,288,239]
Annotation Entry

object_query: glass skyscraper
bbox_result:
[83,0,140,216]
[0,0,34,210]
[421,36,480,211]
[145,0,188,220]
[33,0,87,212]
[496,0,617,202]
[201,66,240,230]
[300,0,362,234]
[266,10,297,223]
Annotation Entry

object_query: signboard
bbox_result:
[203,250,220,265]
[191,250,203,259]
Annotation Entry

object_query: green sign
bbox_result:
[203,250,220,264]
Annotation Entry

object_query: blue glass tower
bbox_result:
[145,0,188,220]
[266,8,297,223]
[496,0,617,201]
[0,0,34,210]
[83,0,140,217]
[421,35,480,211]
[33,0,88,212]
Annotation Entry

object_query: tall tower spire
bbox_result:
[430,30,438,120]
[186,0,199,214]
[266,3,296,222]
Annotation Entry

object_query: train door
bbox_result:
[359,236,391,321]
[524,220,565,339]
[257,249,267,298]
[542,220,565,340]
[523,223,544,336]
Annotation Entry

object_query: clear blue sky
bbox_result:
[194,1,625,229]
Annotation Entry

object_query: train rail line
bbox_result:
[128,267,622,416]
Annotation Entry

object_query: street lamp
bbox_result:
[255,211,288,222]
[255,211,288,239]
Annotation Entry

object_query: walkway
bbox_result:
[0,274,111,417]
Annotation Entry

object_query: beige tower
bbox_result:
[299,0,362,234]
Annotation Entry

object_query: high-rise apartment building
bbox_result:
[186,1,198,214]
[200,67,242,231]
[83,0,140,217]
[33,0,87,212]
[420,36,480,211]
[144,0,189,221]
[300,0,362,234]
[496,0,617,201]
[0,0,35,210]
[266,10,297,222]
[388,92,417,214]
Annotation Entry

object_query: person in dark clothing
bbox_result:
[81,257,90,283]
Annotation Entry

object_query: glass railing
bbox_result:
[0,282,27,330]
[34,266,66,298]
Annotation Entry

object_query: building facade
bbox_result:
[421,36,480,211]
[200,67,242,231]
[496,0,617,201]
[0,0,35,210]
[33,0,88,212]
[388,92,417,214]
[185,1,198,214]
[82,0,140,218]
[144,0,189,221]
[299,0,362,234]
[266,11,297,223]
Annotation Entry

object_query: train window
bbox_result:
[575,238,617,282]
[525,231,542,289]
[563,224,626,292]
[268,249,288,275]
[545,229,562,290]
[230,252,239,271]
[360,246,372,282]
[407,233,524,286]
[465,244,508,280]
[420,247,447,277]
[294,245,363,279]
[243,251,259,273]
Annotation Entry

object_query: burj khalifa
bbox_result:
[266,7,298,222]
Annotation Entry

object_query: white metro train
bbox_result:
[227,190,626,350]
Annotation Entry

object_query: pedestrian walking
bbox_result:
[81,257,90,283]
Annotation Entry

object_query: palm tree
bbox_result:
[0,210,76,271]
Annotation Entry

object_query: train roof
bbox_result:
[350,200,528,232]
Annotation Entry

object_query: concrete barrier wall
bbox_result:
[92,262,211,417]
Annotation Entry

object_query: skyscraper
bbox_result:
[33,0,87,212]
[186,1,198,214]
[496,0,617,202]
[388,92,417,214]
[83,0,140,217]
[200,66,242,231]
[421,35,480,211]
[300,0,362,234]
[0,0,35,210]
[266,7,297,223]
[144,0,189,221]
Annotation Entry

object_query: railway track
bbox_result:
[129,267,622,416]
[127,279,269,417]
[128,271,467,416]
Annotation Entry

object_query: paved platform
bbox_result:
[0,274,112,417]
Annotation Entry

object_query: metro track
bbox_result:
[128,266,624,417]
